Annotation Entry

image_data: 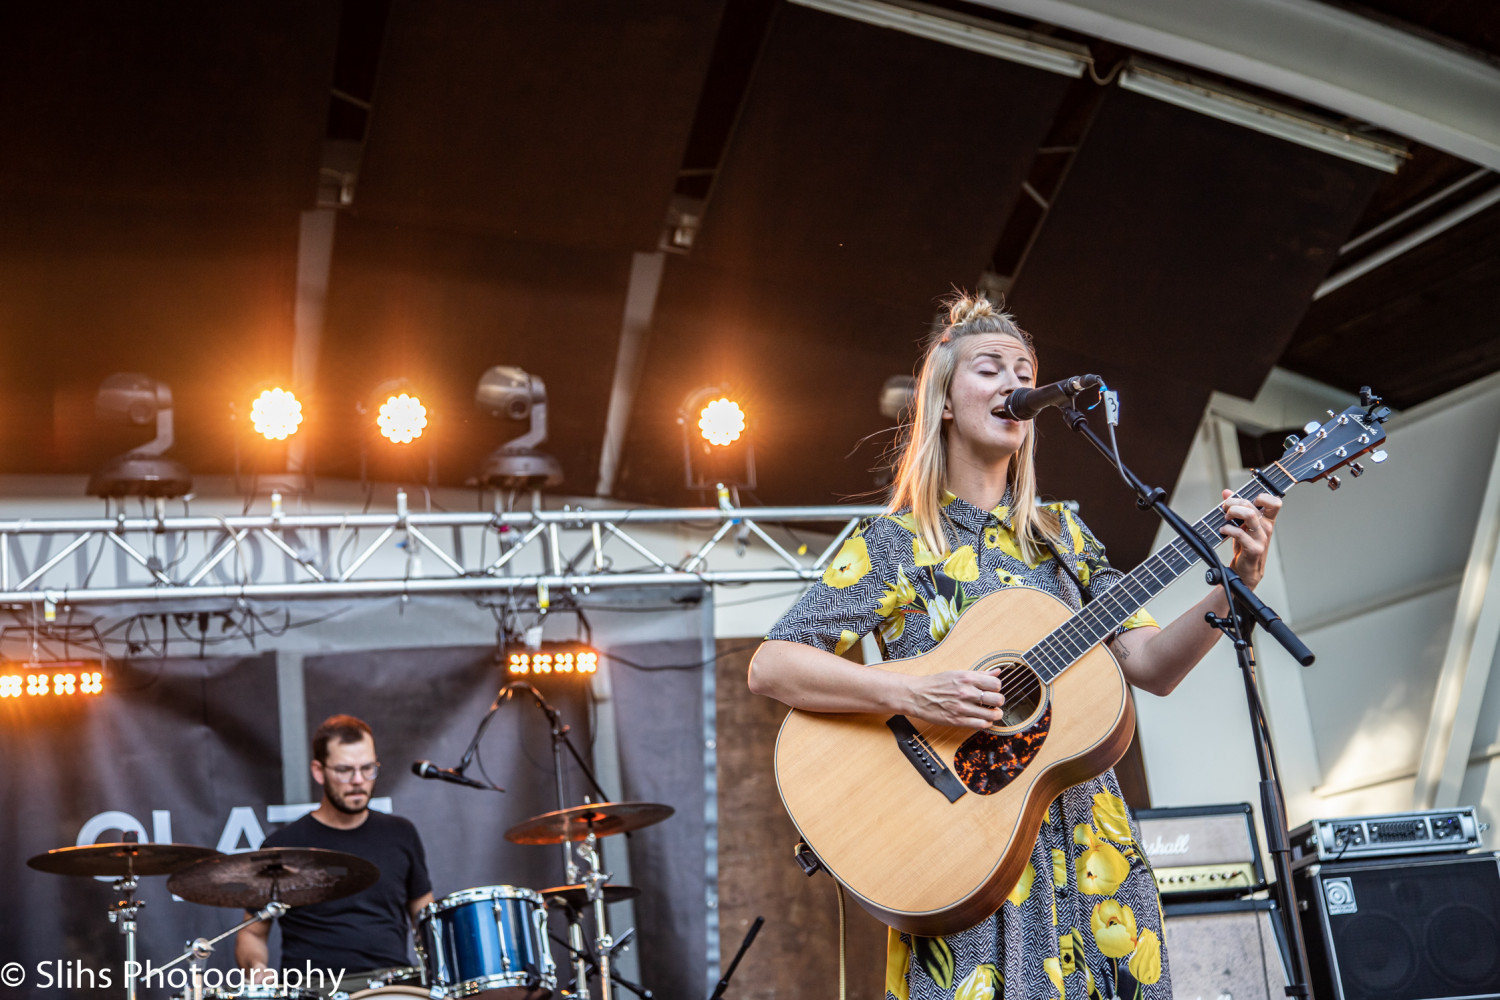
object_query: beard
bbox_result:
[326,786,370,815]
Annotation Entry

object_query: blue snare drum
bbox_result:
[416,886,556,999]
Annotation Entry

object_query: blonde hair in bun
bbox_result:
[888,291,1059,563]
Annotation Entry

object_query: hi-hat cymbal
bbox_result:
[27,842,223,878]
[504,801,674,845]
[167,847,379,909]
[541,883,642,908]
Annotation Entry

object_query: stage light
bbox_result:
[87,374,192,498]
[0,663,105,700]
[377,392,427,444]
[506,643,599,677]
[679,386,756,491]
[698,398,745,446]
[475,366,563,490]
[250,388,303,440]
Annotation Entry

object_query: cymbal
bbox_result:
[504,801,674,845]
[541,883,642,908]
[27,842,222,878]
[166,847,379,909]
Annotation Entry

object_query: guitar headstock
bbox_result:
[1275,387,1391,488]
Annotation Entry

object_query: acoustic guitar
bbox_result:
[774,399,1391,936]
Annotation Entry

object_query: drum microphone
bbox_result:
[999,374,1104,421]
[411,760,491,790]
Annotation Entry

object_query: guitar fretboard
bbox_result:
[1027,464,1294,682]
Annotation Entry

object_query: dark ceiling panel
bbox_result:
[0,202,302,477]
[1281,201,1500,409]
[313,218,634,494]
[617,3,1073,507]
[352,0,725,250]
[1009,87,1384,402]
[0,2,338,209]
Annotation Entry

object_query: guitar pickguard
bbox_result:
[952,703,1052,795]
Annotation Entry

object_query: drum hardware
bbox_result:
[150,900,291,1000]
[26,840,224,1000]
[541,884,641,908]
[708,916,765,1000]
[544,926,652,1000]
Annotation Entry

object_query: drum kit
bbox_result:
[24,798,673,1000]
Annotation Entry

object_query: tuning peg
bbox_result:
[1283,434,1301,451]
[1349,462,1365,477]
[1303,421,1321,435]
[1372,449,1388,464]
[1327,476,1341,491]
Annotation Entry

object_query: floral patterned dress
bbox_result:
[767,492,1170,1000]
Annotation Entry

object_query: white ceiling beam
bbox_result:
[1413,423,1500,808]
[970,0,1500,171]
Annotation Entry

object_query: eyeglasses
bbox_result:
[324,762,380,781]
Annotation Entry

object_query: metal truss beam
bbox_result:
[0,499,881,609]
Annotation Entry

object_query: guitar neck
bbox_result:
[1028,464,1295,682]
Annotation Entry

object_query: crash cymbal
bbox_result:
[27,842,223,878]
[540,883,642,908]
[166,847,379,909]
[504,801,674,845]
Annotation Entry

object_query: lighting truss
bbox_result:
[0,499,884,609]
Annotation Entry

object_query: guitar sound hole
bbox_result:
[980,656,1044,730]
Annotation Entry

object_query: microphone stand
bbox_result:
[1057,402,1313,999]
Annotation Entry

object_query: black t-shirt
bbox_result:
[262,810,432,972]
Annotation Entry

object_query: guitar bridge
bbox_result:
[886,715,967,803]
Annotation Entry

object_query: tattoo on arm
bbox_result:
[1112,637,1131,660]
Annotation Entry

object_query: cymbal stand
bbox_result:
[576,828,614,1000]
[504,681,616,1000]
[151,901,289,1000]
[106,874,142,1000]
[549,921,653,999]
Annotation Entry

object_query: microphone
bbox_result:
[999,374,1104,421]
[411,760,490,790]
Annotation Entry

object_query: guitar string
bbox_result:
[906,480,1279,753]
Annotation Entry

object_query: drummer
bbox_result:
[236,714,433,992]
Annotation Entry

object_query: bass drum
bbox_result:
[417,885,557,999]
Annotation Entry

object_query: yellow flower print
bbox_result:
[822,536,872,588]
[983,524,1001,549]
[1091,792,1136,845]
[1043,956,1064,998]
[1052,848,1067,887]
[991,525,1031,564]
[927,594,959,642]
[886,511,919,534]
[876,567,917,617]
[1058,931,1077,976]
[1063,510,1087,554]
[913,537,942,567]
[942,545,979,582]
[880,613,905,644]
[1075,825,1131,896]
[1086,966,1103,1000]
[996,567,1024,587]
[1129,928,1162,985]
[833,630,860,656]
[886,929,910,1000]
[1090,899,1139,959]
[954,963,1000,1000]
[1006,861,1036,907]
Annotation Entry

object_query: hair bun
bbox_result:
[945,293,997,327]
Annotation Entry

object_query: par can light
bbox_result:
[378,393,428,444]
[250,388,303,441]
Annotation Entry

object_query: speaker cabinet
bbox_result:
[1297,852,1500,1000]
[1164,898,1289,1000]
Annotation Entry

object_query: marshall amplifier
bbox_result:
[1296,852,1500,1000]
[1135,802,1265,900]
[1163,897,1290,1000]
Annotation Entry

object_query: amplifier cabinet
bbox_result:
[1136,802,1265,900]
[1296,852,1500,1000]
[1163,897,1289,1000]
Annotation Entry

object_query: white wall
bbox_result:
[1137,367,1500,841]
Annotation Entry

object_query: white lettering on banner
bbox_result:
[1143,833,1192,857]
[217,806,267,854]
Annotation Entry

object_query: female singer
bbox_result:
[749,294,1279,1000]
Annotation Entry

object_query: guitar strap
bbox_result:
[1040,533,1094,607]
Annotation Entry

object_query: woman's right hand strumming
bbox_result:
[749,640,1003,730]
